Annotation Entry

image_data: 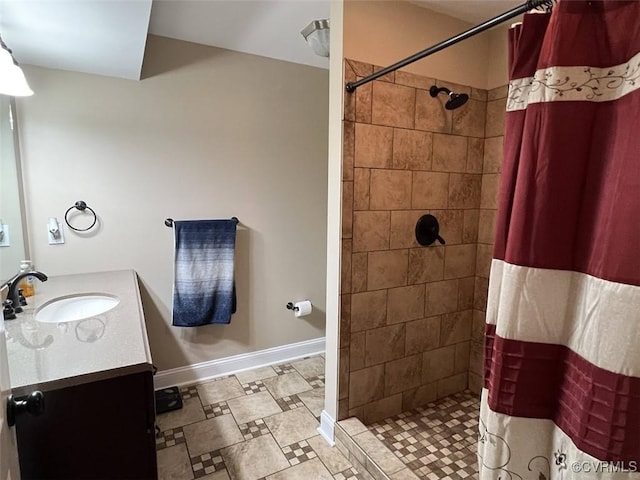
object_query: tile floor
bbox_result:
[155,355,364,480]
[368,391,480,480]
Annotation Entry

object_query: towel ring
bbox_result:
[65,200,97,232]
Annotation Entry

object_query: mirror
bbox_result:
[0,97,29,284]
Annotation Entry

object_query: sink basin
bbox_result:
[35,294,120,323]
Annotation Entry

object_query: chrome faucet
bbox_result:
[6,271,48,314]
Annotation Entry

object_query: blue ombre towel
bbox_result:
[172,220,237,326]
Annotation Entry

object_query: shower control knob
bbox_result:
[415,214,446,246]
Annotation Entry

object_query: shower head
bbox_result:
[429,85,469,110]
[446,92,469,110]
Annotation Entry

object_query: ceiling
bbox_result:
[0,0,153,80]
[148,1,330,70]
[0,0,519,82]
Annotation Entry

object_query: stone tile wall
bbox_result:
[339,58,498,424]
[468,85,508,393]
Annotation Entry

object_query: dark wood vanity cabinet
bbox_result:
[14,368,157,479]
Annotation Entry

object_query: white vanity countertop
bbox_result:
[5,269,153,395]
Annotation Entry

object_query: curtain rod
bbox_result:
[345,0,554,92]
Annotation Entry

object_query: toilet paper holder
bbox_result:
[286,300,313,318]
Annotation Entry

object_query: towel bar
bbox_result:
[165,217,239,227]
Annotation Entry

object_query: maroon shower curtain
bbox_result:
[479,2,640,478]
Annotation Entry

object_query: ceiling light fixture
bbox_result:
[301,19,330,58]
[0,36,33,97]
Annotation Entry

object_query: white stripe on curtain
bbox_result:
[479,390,640,480]
[487,259,640,377]
[506,50,640,111]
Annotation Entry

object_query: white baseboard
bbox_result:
[317,410,336,446]
[154,337,325,390]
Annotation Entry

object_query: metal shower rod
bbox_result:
[345,0,554,92]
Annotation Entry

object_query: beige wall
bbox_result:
[487,26,510,89]
[344,1,493,89]
[16,35,329,371]
[344,1,511,90]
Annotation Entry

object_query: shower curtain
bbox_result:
[479,2,640,479]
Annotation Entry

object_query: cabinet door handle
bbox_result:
[7,391,45,427]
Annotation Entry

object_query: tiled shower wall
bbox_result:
[469,85,508,393]
[339,58,504,424]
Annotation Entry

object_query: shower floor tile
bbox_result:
[368,391,480,480]
[156,355,366,480]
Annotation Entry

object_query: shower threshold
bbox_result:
[335,391,479,480]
